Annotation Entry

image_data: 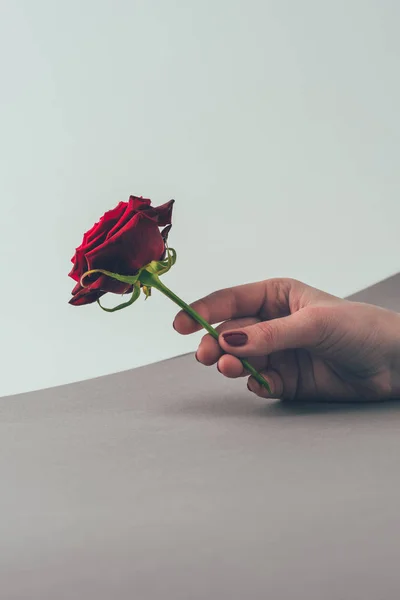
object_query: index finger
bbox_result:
[173,280,271,335]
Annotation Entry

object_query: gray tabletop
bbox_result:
[1,274,400,599]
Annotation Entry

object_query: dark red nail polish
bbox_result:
[222,332,248,347]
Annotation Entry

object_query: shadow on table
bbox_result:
[258,397,400,418]
[165,394,400,421]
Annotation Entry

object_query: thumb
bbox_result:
[219,308,329,357]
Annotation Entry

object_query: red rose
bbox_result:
[69,196,174,306]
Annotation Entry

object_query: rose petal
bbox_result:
[69,202,128,278]
[129,196,151,211]
[69,273,132,306]
[85,201,127,245]
[152,199,174,226]
[87,274,132,295]
[69,287,106,306]
[68,230,109,282]
[137,199,174,226]
[105,199,137,241]
[86,213,165,274]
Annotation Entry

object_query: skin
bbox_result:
[173,278,400,402]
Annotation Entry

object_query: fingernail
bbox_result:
[195,352,200,362]
[216,361,222,373]
[222,332,248,347]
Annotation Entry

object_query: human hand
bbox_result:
[173,278,400,401]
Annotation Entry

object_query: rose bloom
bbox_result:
[69,196,174,306]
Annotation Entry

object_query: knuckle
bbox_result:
[264,278,297,316]
[254,321,278,347]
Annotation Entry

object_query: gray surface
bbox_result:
[1,274,400,599]
[347,270,400,311]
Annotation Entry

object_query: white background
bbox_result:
[1,0,399,397]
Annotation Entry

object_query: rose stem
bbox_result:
[140,272,271,394]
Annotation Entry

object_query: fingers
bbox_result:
[218,350,301,400]
[246,350,300,400]
[216,354,267,379]
[173,283,265,334]
[247,370,284,399]
[196,317,260,366]
[173,278,296,335]
[217,354,247,378]
[218,307,330,357]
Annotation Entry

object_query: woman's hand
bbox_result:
[173,278,400,401]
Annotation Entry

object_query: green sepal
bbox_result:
[80,268,139,288]
[97,282,141,312]
[144,246,177,277]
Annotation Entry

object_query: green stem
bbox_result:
[140,271,271,394]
